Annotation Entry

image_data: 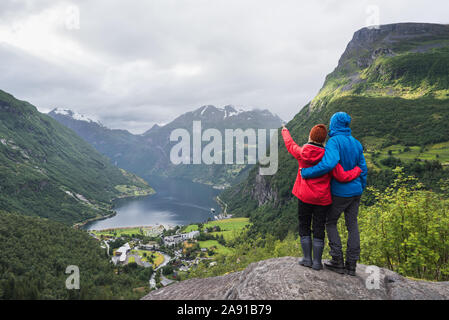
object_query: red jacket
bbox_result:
[282,129,361,206]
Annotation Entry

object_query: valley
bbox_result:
[2,22,449,300]
[49,105,283,189]
[88,217,251,289]
[83,175,222,230]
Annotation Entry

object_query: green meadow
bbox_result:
[183,217,251,241]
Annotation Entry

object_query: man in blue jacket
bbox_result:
[301,112,368,276]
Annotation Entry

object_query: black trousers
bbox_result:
[298,199,330,240]
[326,195,361,262]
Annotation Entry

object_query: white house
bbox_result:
[115,243,131,263]
[163,230,200,246]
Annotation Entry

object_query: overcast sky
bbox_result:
[0,0,448,133]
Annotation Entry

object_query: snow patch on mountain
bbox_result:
[223,106,245,118]
[51,108,100,124]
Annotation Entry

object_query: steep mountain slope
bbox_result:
[0,90,153,225]
[50,105,283,188]
[48,108,141,167]
[221,23,449,236]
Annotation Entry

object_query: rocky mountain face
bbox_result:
[142,257,449,300]
[310,22,449,111]
[49,105,283,188]
[337,23,449,71]
[221,23,449,235]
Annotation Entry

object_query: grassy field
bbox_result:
[183,218,251,256]
[184,218,251,241]
[362,136,449,169]
[197,240,233,255]
[152,252,164,267]
[206,218,251,241]
[92,227,145,237]
[380,142,449,163]
[183,224,199,233]
[130,249,164,268]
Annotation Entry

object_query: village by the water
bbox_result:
[90,207,251,290]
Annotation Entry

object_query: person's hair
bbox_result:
[309,124,327,144]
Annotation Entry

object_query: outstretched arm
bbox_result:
[281,128,302,160]
[301,138,340,179]
[332,163,361,182]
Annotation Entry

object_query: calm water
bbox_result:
[83,175,221,230]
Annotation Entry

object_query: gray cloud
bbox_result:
[0,0,448,133]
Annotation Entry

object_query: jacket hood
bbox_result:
[300,144,325,165]
[329,112,352,137]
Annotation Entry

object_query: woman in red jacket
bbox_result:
[281,124,361,270]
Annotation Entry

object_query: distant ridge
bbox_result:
[49,104,283,188]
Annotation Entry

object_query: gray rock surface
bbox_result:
[142,257,449,300]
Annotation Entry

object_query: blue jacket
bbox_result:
[301,112,368,198]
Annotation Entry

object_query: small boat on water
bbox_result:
[210,208,216,214]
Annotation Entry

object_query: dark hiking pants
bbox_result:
[298,199,331,240]
[326,195,361,262]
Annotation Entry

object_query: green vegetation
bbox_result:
[188,231,302,279]
[205,218,251,241]
[197,240,233,255]
[363,140,449,167]
[183,224,199,233]
[222,31,449,244]
[191,170,449,282]
[114,184,155,198]
[0,211,152,299]
[114,169,155,197]
[175,218,251,262]
[356,168,449,281]
[94,227,146,238]
[183,218,251,241]
[0,89,153,225]
[130,250,164,268]
[151,252,164,268]
[362,48,449,97]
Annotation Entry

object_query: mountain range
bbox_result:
[49,105,283,188]
[2,21,449,300]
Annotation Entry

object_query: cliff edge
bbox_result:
[142,257,449,300]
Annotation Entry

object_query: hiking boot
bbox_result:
[345,260,357,276]
[298,236,312,268]
[324,256,345,274]
[312,238,324,271]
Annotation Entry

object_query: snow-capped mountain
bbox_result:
[50,108,101,124]
[49,105,283,187]
[143,105,283,136]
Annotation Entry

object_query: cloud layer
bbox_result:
[0,0,448,133]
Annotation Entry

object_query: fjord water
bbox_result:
[84,175,221,230]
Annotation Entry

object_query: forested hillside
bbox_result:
[0,89,153,225]
[0,211,152,299]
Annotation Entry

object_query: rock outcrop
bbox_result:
[338,23,449,70]
[142,257,449,300]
